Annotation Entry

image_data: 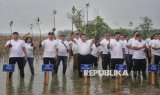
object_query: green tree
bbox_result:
[67,7,84,32]
[139,17,153,38]
[113,28,129,36]
[57,30,72,37]
[87,16,112,39]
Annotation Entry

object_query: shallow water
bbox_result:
[0,57,160,95]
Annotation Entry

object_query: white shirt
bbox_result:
[76,39,93,55]
[41,39,58,58]
[91,44,102,57]
[56,40,70,56]
[127,38,136,55]
[5,39,25,57]
[24,43,34,57]
[151,39,160,56]
[124,40,132,54]
[110,39,124,59]
[100,39,110,54]
[145,38,151,48]
[74,38,81,42]
[69,41,78,54]
[149,39,157,55]
[132,40,146,59]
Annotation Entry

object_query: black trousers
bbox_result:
[133,59,146,78]
[102,54,110,70]
[154,55,160,65]
[111,58,123,70]
[9,57,24,78]
[78,54,91,77]
[125,54,133,74]
[55,56,68,74]
[91,55,98,68]
[43,57,56,74]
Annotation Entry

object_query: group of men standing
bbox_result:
[4,31,160,79]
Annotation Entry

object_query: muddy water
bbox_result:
[0,57,160,95]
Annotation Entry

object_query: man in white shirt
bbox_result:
[109,32,125,70]
[5,32,27,79]
[73,34,94,77]
[55,34,71,75]
[151,33,160,65]
[132,34,147,79]
[91,40,102,68]
[123,35,133,75]
[145,34,158,65]
[100,33,110,70]
[74,32,80,41]
[126,31,139,75]
[69,32,79,73]
[149,34,158,64]
[39,32,58,76]
[127,31,139,49]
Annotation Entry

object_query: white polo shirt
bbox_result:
[127,38,136,55]
[149,39,157,55]
[145,38,151,48]
[151,39,160,56]
[56,40,70,56]
[124,40,132,54]
[76,39,93,55]
[132,40,146,59]
[91,44,102,57]
[24,43,34,57]
[100,39,110,54]
[41,39,58,58]
[74,38,81,42]
[110,39,124,59]
[69,41,78,54]
[5,39,25,58]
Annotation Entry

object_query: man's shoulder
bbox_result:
[43,39,49,42]
[110,39,115,42]
[18,39,25,43]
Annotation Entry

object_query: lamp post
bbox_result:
[29,24,33,38]
[53,9,57,32]
[86,3,90,33]
[72,6,76,32]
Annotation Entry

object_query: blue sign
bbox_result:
[80,64,92,72]
[42,64,53,72]
[148,65,159,72]
[3,64,15,72]
[115,64,127,71]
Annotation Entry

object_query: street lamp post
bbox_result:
[9,21,13,44]
[86,3,90,33]
[72,6,76,32]
[53,9,57,32]
[29,24,33,38]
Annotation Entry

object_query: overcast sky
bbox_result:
[0,0,160,34]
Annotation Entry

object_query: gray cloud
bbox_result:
[0,0,160,34]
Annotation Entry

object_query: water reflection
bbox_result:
[0,57,160,95]
[26,76,34,95]
[6,81,15,95]
[16,79,25,95]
